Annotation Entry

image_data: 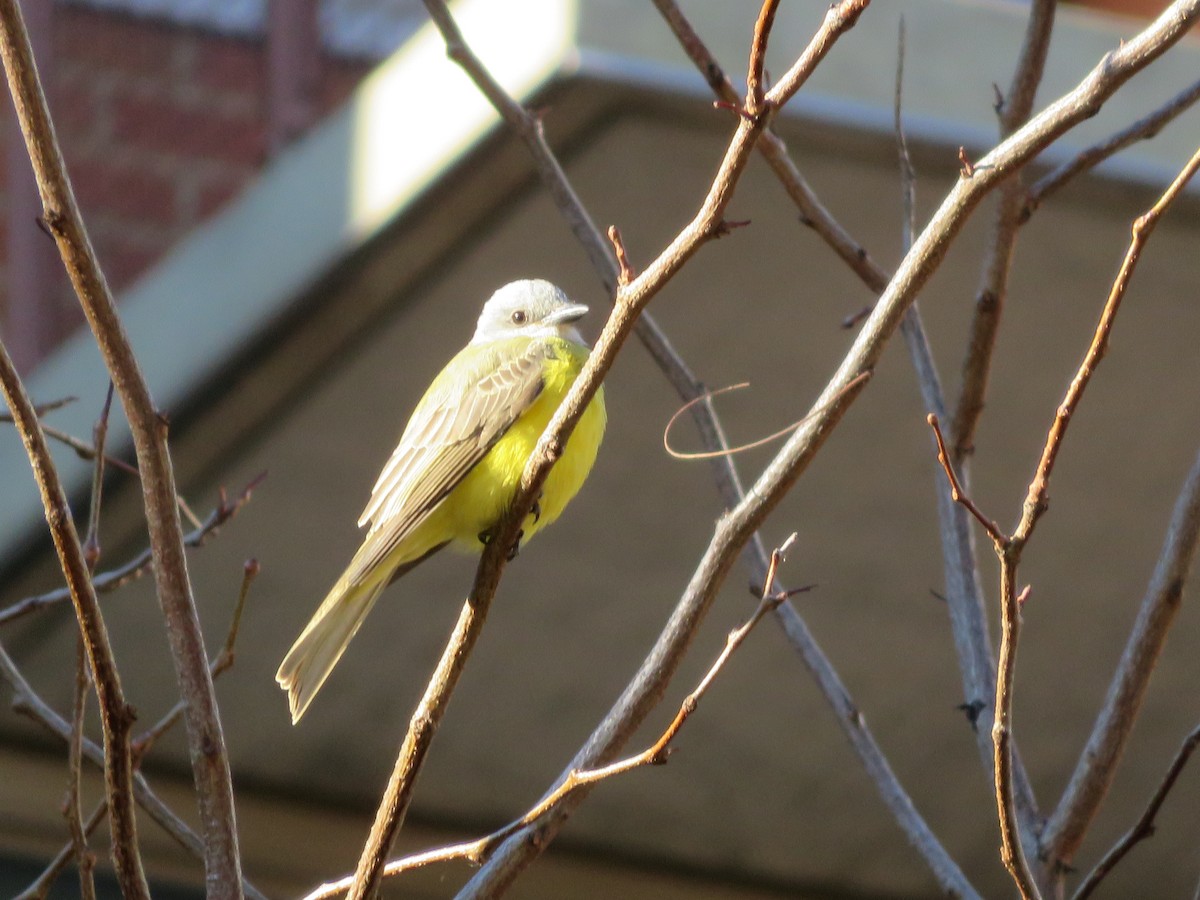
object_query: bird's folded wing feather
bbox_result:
[342,341,546,586]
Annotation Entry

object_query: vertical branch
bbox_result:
[951,0,1057,462]
[0,340,148,897]
[65,386,112,900]
[66,641,97,900]
[0,1,244,893]
[895,17,1041,847]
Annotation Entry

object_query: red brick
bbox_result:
[192,35,266,96]
[68,155,178,226]
[112,90,267,167]
[55,7,180,80]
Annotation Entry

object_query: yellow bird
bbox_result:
[277,279,607,723]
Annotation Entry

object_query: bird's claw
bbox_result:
[507,529,524,561]
[479,527,524,560]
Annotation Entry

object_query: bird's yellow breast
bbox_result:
[441,337,605,548]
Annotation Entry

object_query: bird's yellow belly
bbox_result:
[433,379,606,550]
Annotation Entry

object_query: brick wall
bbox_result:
[1,4,371,371]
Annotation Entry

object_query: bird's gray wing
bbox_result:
[341,340,546,586]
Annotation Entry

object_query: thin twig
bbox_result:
[65,639,97,900]
[951,0,1057,464]
[0,473,264,626]
[0,393,77,417]
[927,416,1007,545]
[63,386,113,900]
[82,384,114,566]
[133,559,258,761]
[1071,724,1200,900]
[952,146,1200,899]
[895,25,1040,849]
[0,348,147,896]
[0,1,244,889]
[1024,77,1200,221]
[345,4,870,898]
[1041,153,1200,864]
[1015,146,1200,549]
[0,575,268,900]
[463,3,1200,895]
[651,0,891,297]
[14,800,107,900]
[305,539,809,900]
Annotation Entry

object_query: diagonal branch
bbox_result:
[0,348,148,897]
[0,1,244,891]
[652,0,891,295]
[1042,209,1200,862]
[462,3,1200,896]
[341,4,870,898]
[305,542,816,900]
[1071,723,1200,900]
[0,574,268,900]
[0,474,264,627]
[1023,77,1200,220]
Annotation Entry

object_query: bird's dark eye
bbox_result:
[510,309,527,325]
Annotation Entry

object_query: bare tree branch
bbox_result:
[65,640,97,900]
[1072,724,1200,900]
[0,578,268,900]
[1024,77,1200,221]
[306,539,815,900]
[951,0,1057,463]
[0,347,148,895]
[460,4,1200,896]
[0,2,244,891]
[1044,279,1200,863]
[15,800,107,900]
[930,143,1200,899]
[62,387,113,900]
[651,0,891,296]
[660,0,1035,857]
[0,474,264,627]
[346,3,871,894]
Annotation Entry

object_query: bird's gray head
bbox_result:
[471,279,589,346]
